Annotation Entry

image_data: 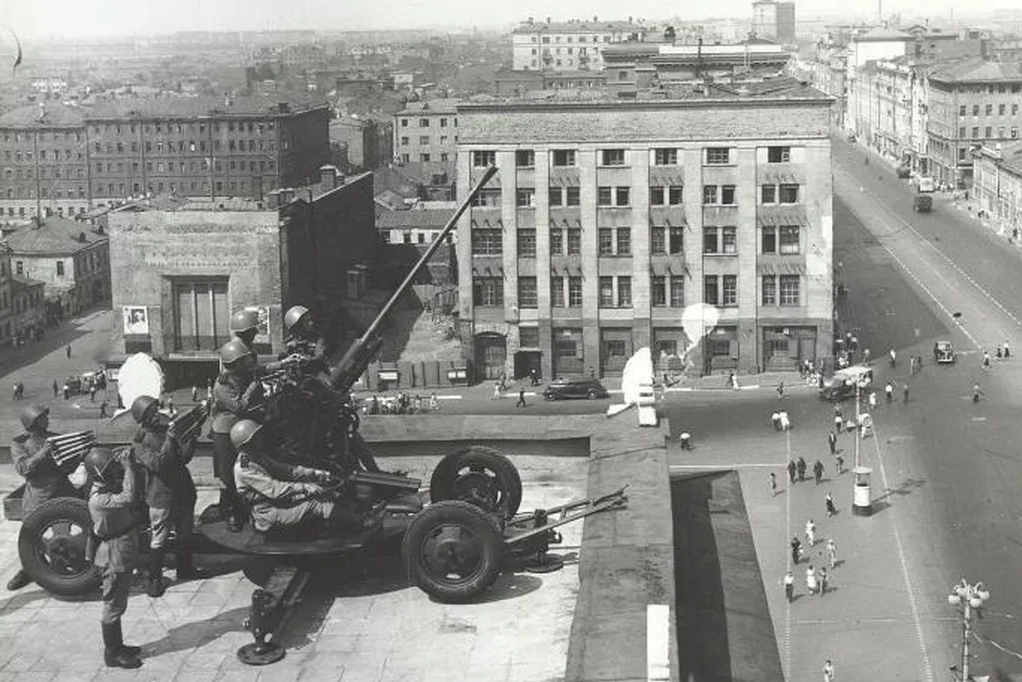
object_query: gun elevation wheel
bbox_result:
[429,446,522,517]
[402,500,504,603]
[18,497,102,597]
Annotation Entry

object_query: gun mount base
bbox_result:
[523,552,565,574]
[237,640,286,666]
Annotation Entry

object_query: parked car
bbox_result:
[819,365,873,402]
[933,340,956,364]
[914,194,933,212]
[543,378,609,401]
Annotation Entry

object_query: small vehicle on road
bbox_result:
[543,377,610,401]
[896,165,911,179]
[933,340,956,364]
[819,365,873,402]
[913,194,933,212]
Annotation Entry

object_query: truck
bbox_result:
[915,175,935,193]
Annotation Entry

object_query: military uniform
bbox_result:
[89,454,139,626]
[283,333,328,373]
[210,370,261,527]
[12,430,73,517]
[233,449,336,533]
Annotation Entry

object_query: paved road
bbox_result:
[835,137,1022,677]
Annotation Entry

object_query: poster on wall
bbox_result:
[245,305,271,345]
[122,306,149,335]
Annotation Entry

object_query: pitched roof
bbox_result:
[855,27,913,42]
[12,275,46,290]
[375,207,455,230]
[928,57,1022,83]
[396,99,460,116]
[0,103,86,128]
[998,141,1022,176]
[3,217,108,255]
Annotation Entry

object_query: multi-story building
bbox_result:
[845,27,914,135]
[972,142,1022,233]
[0,245,12,346]
[4,215,110,319]
[107,167,382,384]
[752,1,796,45]
[0,97,331,221]
[10,274,46,344]
[511,18,651,72]
[926,58,1022,188]
[394,100,459,179]
[495,69,607,96]
[330,114,394,171]
[455,79,834,381]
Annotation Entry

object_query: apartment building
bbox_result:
[752,1,796,45]
[394,99,458,179]
[973,142,1022,234]
[455,79,834,381]
[511,18,651,72]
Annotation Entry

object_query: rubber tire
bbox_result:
[429,446,522,517]
[18,497,102,597]
[587,389,598,400]
[402,500,504,603]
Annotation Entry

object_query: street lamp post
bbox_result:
[947,579,990,681]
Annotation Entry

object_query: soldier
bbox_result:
[231,308,294,374]
[83,447,143,669]
[7,405,76,591]
[210,339,263,532]
[130,395,205,598]
[282,305,327,371]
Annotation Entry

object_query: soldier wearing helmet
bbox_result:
[231,419,385,535]
[6,404,76,591]
[130,395,205,598]
[282,304,327,371]
[210,338,264,532]
[84,446,144,669]
[231,307,297,375]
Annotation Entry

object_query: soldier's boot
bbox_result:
[114,621,142,658]
[146,550,166,598]
[102,622,142,669]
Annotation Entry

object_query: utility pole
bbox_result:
[854,380,862,469]
[948,579,990,681]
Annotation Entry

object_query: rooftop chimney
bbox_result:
[266,189,281,209]
[319,165,340,191]
[277,188,295,205]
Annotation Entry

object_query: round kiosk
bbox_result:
[852,466,873,516]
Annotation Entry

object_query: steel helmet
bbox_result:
[230,309,260,334]
[230,419,262,450]
[20,404,49,431]
[83,447,117,479]
[219,339,252,366]
[130,395,159,424]
[283,305,310,333]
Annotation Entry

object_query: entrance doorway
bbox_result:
[474,333,506,380]
[514,350,542,380]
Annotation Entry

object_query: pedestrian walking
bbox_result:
[191,385,199,402]
[973,383,983,403]
[1004,341,1011,358]
[885,382,893,404]
[11,382,17,401]
[818,567,828,596]
[516,388,526,408]
[730,371,739,389]
[825,491,836,517]
[997,345,1003,360]
[813,459,824,485]
[791,536,802,565]
[833,413,843,432]
[776,381,785,399]
[983,350,992,371]
[787,460,797,483]
[797,456,807,482]
[888,348,896,367]
[90,385,97,403]
[529,368,538,386]
[863,348,871,364]
[429,392,439,412]
[903,383,909,404]
[772,412,782,431]
[834,454,844,475]
[778,411,790,431]
[806,565,818,595]
[827,430,837,455]
[823,659,835,682]
[62,383,70,400]
[868,390,877,411]
[66,344,72,359]
[805,518,816,546]
[52,380,58,398]
[492,381,501,400]
[166,396,176,417]
[784,570,794,602]
[100,400,109,418]
[769,472,777,497]
[909,356,917,374]
[826,539,837,569]
[679,432,692,450]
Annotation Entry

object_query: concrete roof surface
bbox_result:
[3,217,107,255]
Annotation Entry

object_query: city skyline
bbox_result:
[1,0,1019,39]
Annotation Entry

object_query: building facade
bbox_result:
[107,169,381,384]
[0,97,331,222]
[752,1,796,45]
[0,245,12,346]
[10,275,46,344]
[972,142,1022,235]
[511,19,650,72]
[330,114,394,171]
[455,81,834,381]
[4,216,110,320]
[394,100,459,179]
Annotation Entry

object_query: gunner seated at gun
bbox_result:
[229,308,301,376]
[280,305,328,374]
[230,419,385,535]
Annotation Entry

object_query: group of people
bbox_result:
[4,302,380,671]
[361,392,439,415]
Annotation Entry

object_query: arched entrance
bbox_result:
[474,332,506,380]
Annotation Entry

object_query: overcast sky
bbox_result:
[0,0,1012,38]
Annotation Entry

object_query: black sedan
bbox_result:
[542,378,610,401]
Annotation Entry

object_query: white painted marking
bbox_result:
[437,395,462,400]
[646,604,671,682]
[971,417,987,422]
[783,426,793,681]
[668,463,780,470]
[867,423,936,682]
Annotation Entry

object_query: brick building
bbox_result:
[455,79,834,381]
[107,168,382,385]
[511,18,651,72]
[4,216,110,321]
[394,99,459,179]
[0,97,330,222]
[330,114,393,170]
[375,205,457,287]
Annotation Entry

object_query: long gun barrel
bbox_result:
[329,165,499,393]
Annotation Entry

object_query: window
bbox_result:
[473,278,504,306]
[173,278,230,351]
[704,276,719,305]
[1014,104,1019,115]
[722,275,737,306]
[552,149,576,166]
[549,187,563,206]
[599,228,614,255]
[650,186,665,205]
[566,187,580,206]
[779,226,800,254]
[618,277,631,306]
[568,276,583,306]
[721,185,736,205]
[779,275,800,306]
[516,188,536,207]
[517,229,536,257]
[518,277,538,308]
[550,228,564,255]
[668,186,683,205]
[651,226,666,253]
[654,148,677,165]
[721,227,737,254]
[1012,127,1019,139]
[472,150,496,167]
[762,275,777,306]
[767,146,791,163]
[617,228,631,255]
[670,276,684,307]
[703,185,718,204]
[972,127,980,138]
[598,187,613,206]
[959,105,967,116]
[959,127,967,138]
[779,184,799,203]
[551,276,565,307]
[420,153,431,162]
[703,227,719,254]
[652,276,666,306]
[761,185,777,204]
[958,148,967,161]
[999,104,1006,115]
[616,187,630,206]
[419,118,429,127]
[471,229,503,254]
[567,229,581,254]
[973,105,980,116]
[986,126,993,138]
[998,126,1005,138]
[56,261,64,276]
[471,188,501,207]
[516,150,535,168]
[706,147,731,165]
[601,149,625,166]
[15,261,22,275]
[985,104,993,116]
[599,277,614,307]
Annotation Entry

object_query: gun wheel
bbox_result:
[18,497,102,597]
[429,446,522,517]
